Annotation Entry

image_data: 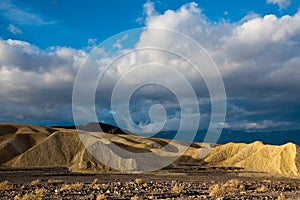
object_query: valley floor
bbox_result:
[0,166,300,199]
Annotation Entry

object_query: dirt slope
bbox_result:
[205,141,300,176]
[0,123,299,177]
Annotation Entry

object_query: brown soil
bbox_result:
[0,166,300,199]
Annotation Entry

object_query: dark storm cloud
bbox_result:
[0,3,300,131]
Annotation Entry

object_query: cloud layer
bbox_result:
[1,2,300,131]
[0,39,86,124]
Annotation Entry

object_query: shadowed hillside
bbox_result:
[0,123,299,177]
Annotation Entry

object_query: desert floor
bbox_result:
[0,165,300,200]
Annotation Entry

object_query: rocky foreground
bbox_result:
[0,167,300,199]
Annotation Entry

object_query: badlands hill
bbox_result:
[0,123,299,177]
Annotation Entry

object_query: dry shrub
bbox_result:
[35,188,46,197]
[172,184,184,195]
[142,182,148,188]
[92,178,100,185]
[220,179,240,195]
[257,185,268,193]
[277,193,285,200]
[14,193,42,200]
[58,182,83,193]
[30,179,41,187]
[209,184,222,196]
[209,179,243,196]
[96,194,105,200]
[135,178,142,184]
[263,179,272,183]
[239,184,245,190]
[0,181,13,190]
[92,183,102,190]
[70,182,84,190]
[17,189,47,200]
[92,183,108,190]
[225,179,241,188]
[58,184,71,193]
[101,183,109,190]
[47,179,63,186]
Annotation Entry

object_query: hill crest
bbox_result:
[0,123,299,177]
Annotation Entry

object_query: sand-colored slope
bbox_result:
[7,130,85,168]
[70,132,210,171]
[205,141,300,176]
[0,124,53,164]
[1,124,209,172]
[1,123,300,177]
[0,123,54,135]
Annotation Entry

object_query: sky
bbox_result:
[0,0,300,133]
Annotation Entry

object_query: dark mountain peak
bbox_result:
[52,122,132,135]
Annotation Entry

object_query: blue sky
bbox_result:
[1,0,299,49]
[0,0,300,133]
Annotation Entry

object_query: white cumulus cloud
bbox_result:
[1,2,300,131]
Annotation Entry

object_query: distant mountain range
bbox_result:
[52,122,131,135]
[52,122,300,146]
[151,129,300,146]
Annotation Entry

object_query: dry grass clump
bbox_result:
[96,194,106,200]
[131,196,139,200]
[276,193,299,200]
[14,189,45,200]
[47,179,63,186]
[35,188,46,197]
[171,183,184,195]
[277,193,296,200]
[92,178,100,185]
[58,184,71,193]
[70,182,84,190]
[209,184,222,196]
[277,193,286,200]
[257,185,268,193]
[135,178,143,184]
[209,179,243,196]
[14,194,41,200]
[58,182,84,193]
[142,182,148,188]
[92,183,102,190]
[226,179,241,188]
[0,180,14,190]
[92,183,109,190]
[91,178,102,190]
[30,179,41,187]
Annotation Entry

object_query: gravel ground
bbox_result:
[0,167,300,199]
